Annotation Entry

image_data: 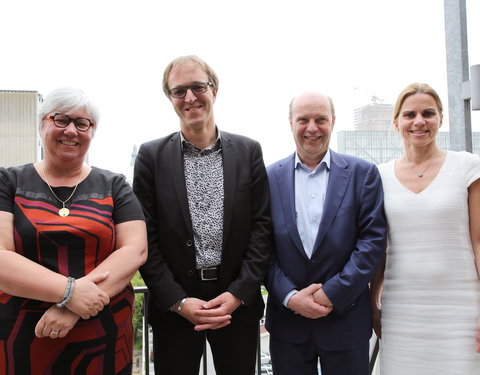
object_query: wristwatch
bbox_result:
[170,297,187,312]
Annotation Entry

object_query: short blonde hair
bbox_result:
[162,55,219,97]
[393,82,443,121]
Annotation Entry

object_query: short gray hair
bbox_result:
[38,88,100,132]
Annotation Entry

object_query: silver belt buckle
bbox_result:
[200,267,218,281]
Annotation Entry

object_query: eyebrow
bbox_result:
[171,81,207,89]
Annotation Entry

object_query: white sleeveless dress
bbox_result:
[378,151,480,374]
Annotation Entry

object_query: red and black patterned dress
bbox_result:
[0,164,145,375]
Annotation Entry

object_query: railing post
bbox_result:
[257,326,261,375]
[369,337,379,374]
[203,339,208,375]
[143,294,149,375]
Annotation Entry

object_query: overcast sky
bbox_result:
[1,0,479,175]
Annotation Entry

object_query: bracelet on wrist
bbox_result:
[56,276,75,308]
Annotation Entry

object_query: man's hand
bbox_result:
[177,297,231,331]
[193,292,242,331]
[287,283,333,319]
[312,287,333,308]
[200,292,242,315]
[35,305,80,339]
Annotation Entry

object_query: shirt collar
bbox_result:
[180,128,222,152]
[294,149,331,172]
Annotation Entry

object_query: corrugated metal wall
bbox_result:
[0,90,40,167]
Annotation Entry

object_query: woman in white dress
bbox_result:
[371,82,480,374]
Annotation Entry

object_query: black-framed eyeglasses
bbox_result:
[168,82,214,99]
[48,113,94,132]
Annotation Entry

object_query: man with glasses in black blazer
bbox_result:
[133,55,271,375]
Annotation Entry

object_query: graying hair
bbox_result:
[288,94,336,120]
[38,88,100,132]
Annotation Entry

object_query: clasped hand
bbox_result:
[34,272,111,339]
[177,292,241,331]
[287,283,333,319]
[35,305,80,339]
[66,272,110,319]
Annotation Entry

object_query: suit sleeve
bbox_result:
[226,142,272,305]
[263,164,299,305]
[321,163,387,313]
[133,144,186,311]
[264,244,298,306]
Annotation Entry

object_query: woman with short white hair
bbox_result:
[0,88,147,374]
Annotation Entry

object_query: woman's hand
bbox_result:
[66,272,110,319]
[35,305,80,339]
[372,301,382,339]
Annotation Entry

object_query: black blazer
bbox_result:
[133,131,271,326]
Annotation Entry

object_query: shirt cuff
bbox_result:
[283,289,298,308]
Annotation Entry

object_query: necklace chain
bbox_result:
[40,162,83,216]
[409,154,436,178]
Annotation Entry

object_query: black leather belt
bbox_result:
[197,267,220,281]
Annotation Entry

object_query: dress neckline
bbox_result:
[391,151,450,195]
[31,163,93,188]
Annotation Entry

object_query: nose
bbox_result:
[306,120,318,132]
[413,113,426,126]
[184,88,197,103]
[63,121,78,135]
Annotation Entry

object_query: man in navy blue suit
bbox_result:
[264,91,387,375]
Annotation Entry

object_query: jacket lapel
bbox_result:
[221,132,235,243]
[168,133,194,233]
[312,150,351,253]
[275,155,306,257]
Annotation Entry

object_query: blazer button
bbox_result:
[187,269,194,277]
[186,240,193,247]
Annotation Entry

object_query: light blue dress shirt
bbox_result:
[283,150,331,307]
[294,150,330,258]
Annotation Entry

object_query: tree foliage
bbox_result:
[131,272,146,350]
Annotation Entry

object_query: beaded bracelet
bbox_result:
[56,277,75,308]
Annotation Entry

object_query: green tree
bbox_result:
[131,272,146,350]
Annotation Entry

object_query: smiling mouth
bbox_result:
[410,130,429,134]
[186,106,201,112]
[59,140,78,146]
[305,136,321,140]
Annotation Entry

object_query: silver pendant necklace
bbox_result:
[40,162,82,217]
[413,163,430,177]
[410,155,435,178]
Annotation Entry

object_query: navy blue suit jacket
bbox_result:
[264,150,386,351]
